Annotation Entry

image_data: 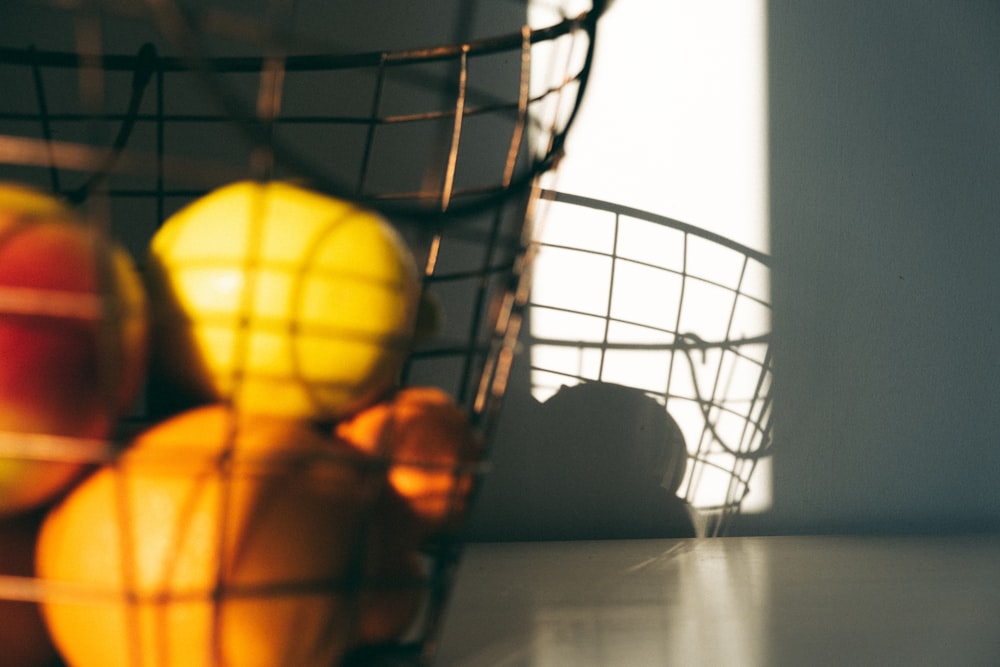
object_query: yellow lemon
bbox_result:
[145,181,421,420]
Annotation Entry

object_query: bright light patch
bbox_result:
[527,1,772,521]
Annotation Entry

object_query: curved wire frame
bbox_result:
[0,1,605,221]
[0,0,608,427]
[527,190,774,537]
[0,2,608,665]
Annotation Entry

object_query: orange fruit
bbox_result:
[36,404,425,667]
[0,509,60,667]
[335,386,481,536]
[353,488,426,647]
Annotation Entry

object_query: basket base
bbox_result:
[341,641,424,667]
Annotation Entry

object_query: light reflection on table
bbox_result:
[432,535,1000,666]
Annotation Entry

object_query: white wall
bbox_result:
[474,0,1000,538]
[468,0,773,539]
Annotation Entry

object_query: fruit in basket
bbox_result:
[145,180,421,421]
[336,386,482,535]
[0,510,60,667]
[0,182,148,516]
[353,487,426,647]
[35,404,426,667]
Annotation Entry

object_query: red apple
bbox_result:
[0,182,149,517]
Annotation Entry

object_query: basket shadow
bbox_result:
[467,380,696,542]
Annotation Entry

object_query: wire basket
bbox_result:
[0,2,605,665]
[525,190,773,538]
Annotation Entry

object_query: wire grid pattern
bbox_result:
[0,3,605,428]
[528,190,773,536]
[0,4,604,422]
[0,2,605,665]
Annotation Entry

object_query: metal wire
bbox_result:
[528,189,774,537]
[0,2,605,664]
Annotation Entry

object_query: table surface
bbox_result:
[430,535,1000,666]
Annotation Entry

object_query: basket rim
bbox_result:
[0,7,597,73]
[537,189,773,267]
[0,5,607,223]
